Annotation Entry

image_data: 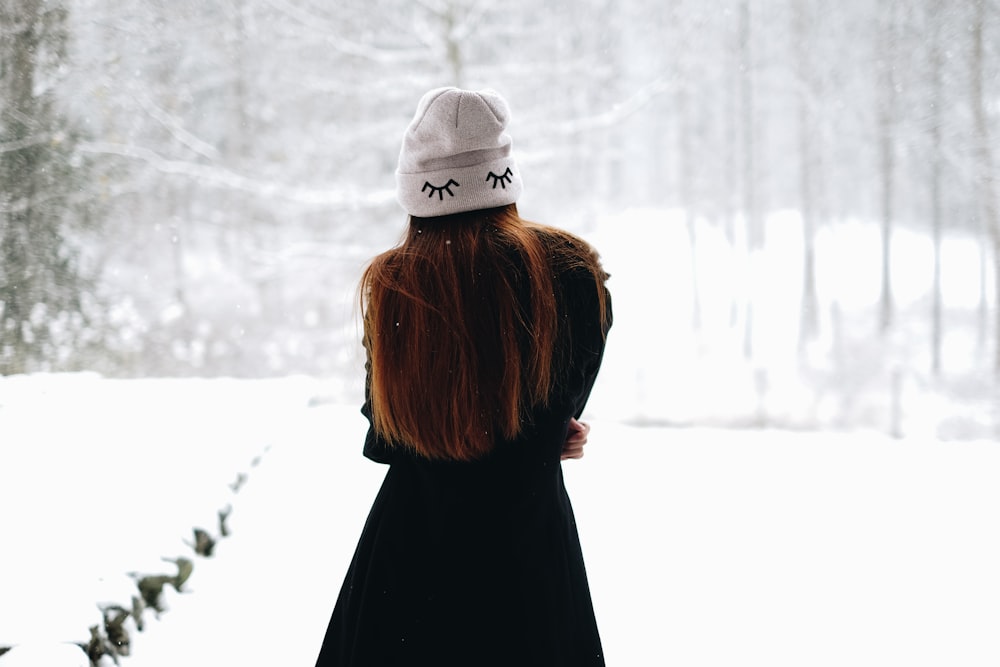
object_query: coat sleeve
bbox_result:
[562,268,613,420]
[360,339,396,464]
[574,285,612,419]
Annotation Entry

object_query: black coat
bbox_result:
[315,261,612,667]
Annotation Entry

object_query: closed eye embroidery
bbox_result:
[422,179,460,199]
[486,168,513,189]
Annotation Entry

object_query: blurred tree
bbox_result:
[0,0,97,375]
[673,1,702,332]
[969,0,1000,373]
[927,0,944,376]
[875,0,900,336]
[738,0,760,360]
[794,0,820,350]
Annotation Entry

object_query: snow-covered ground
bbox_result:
[1,374,998,666]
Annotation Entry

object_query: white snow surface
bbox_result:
[1,373,999,666]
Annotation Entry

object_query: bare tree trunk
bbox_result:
[795,0,820,351]
[1,0,91,374]
[740,0,759,250]
[929,0,944,376]
[739,0,758,360]
[979,213,989,353]
[443,1,464,87]
[673,5,701,333]
[724,4,740,328]
[226,0,251,161]
[0,0,42,374]
[877,0,898,335]
[969,0,1000,374]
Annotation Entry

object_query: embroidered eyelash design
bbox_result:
[486,168,513,190]
[422,179,460,200]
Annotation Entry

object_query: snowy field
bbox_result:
[1,373,998,666]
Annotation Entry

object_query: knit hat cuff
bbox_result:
[396,156,522,218]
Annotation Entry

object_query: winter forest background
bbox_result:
[3,0,1000,439]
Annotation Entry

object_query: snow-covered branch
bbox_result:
[77,141,395,208]
[260,0,428,63]
[549,78,676,135]
[133,94,221,162]
[0,133,53,154]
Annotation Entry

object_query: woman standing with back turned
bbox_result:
[314,87,612,667]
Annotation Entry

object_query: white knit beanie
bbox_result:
[396,87,523,218]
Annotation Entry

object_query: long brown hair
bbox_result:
[360,204,607,461]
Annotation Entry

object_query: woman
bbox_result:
[315,88,612,667]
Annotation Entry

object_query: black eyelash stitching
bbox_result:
[486,168,513,189]
[422,179,460,200]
